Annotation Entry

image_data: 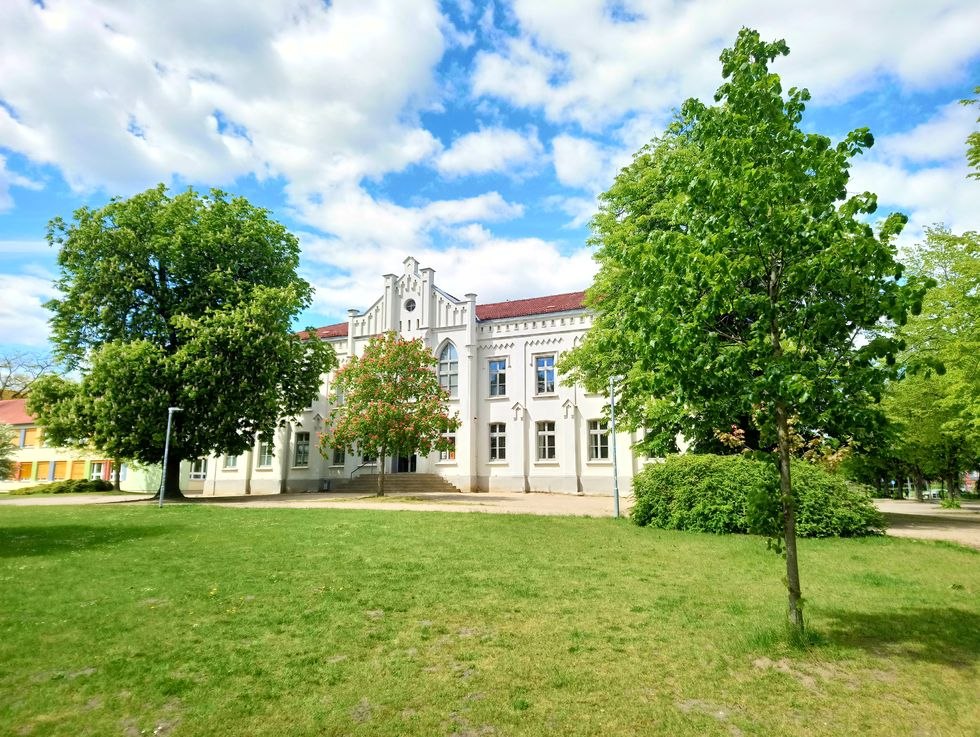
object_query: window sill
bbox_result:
[255,467,273,472]
[486,395,510,401]
[221,468,239,473]
[534,460,559,466]
[586,460,612,466]
[436,460,457,466]
[486,460,508,465]
[292,465,309,470]
[534,393,558,399]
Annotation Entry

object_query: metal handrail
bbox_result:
[350,461,378,479]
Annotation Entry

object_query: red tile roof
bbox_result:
[475,291,586,320]
[297,322,349,340]
[0,398,33,425]
[303,291,588,339]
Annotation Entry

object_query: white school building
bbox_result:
[183,256,642,496]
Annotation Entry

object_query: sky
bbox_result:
[1,0,978,354]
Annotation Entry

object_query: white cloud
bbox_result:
[878,102,976,165]
[0,154,41,212]
[551,134,608,189]
[435,127,543,177]
[473,0,980,128]
[0,272,58,347]
[0,0,445,201]
[849,100,980,248]
[301,225,596,319]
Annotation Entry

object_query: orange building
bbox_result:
[0,398,158,492]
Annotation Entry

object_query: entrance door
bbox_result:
[395,454,417,473]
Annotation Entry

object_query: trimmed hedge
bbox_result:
[631,454,883,538]
[9,478,115,496]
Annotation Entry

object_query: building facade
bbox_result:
[186,257,642,496]
[0,398,159,492]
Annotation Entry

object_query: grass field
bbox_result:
[1,505,977,736]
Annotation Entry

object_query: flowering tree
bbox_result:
[321,333,460,496]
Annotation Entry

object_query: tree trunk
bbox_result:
[112,459,121,491]
[377,450,385,497]
[913,473,926,502]
[162,453,184,499]
[775,401,804,633]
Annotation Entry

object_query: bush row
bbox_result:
[631,454,883,538]
[8,479,115,496]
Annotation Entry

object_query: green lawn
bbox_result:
[1,506,977,736]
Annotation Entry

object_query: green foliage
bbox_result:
[8,478,114,495]
[963,85,980,179]
[559,27,927,627]
[321,333,460,494]
[881,227,980,495]
[561,28,925,454]
[0,424,14,480]
[632,454,883,538]
[31,185,336,494]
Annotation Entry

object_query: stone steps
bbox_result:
[338,473,462,495]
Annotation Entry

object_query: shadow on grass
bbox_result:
[0,523,174,558]
[818,606,980,668]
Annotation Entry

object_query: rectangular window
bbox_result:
[257,440,274,468]
[439,432,456,461]
[293,432,310,467]
[332,447,346,466]
[223,455,238,469]
[189,458,207,480]
[361,451,377,464]
[489,358,507,397]
[588,419,609,460]
[535,355,556,395]
[536,421,556,461]
[489,423,506,461]
[89,461,105,481]
[23,428,39,448]
[52,461,67,480]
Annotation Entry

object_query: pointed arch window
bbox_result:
[438,343,459,398]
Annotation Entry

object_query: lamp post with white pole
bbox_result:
[609,375,625,519]
[159,406,183,508]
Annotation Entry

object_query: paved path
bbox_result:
[4,491,978,548]
[187,490,625,517]
[873,498,980,549]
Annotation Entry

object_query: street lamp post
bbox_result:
[609,375,625,519]
[159,406,183,508]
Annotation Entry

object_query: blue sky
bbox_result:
[1,0,978,354]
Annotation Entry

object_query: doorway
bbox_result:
[395,454,417,473]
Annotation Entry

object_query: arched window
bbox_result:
[438,343,458,398]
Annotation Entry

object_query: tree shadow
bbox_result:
[817,606,980,669]
[0,523,174,558]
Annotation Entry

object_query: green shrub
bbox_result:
[632,454,883,538]
[6,478,115,495]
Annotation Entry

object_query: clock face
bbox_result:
[404,298,416,312]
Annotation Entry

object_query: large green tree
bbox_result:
[964,85,980,179]
[30,185,335,498]
[882,227,980,499]
[560,29,926,632]
[321,333,459,496]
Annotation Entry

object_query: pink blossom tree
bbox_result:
[321,333,460,496]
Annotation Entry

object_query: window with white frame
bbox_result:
[489,358,506,397]
[489,423,506,461]
[89,461,104,481]
[535,354,556,394]
[588,419,609,460]
[293,432,310,467]
[536,421,556,460]
[439,432,456,461]
[223,455,238,469]
[190,458,208,480]
[257,440,274,468]
[438,343,459,398]
[332,447,346,466]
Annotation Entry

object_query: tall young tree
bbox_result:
[33,185,336,498]
[0,423,15,480]
[883,227,980,499]
[322,333,459,496]
[561,29,926,632]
